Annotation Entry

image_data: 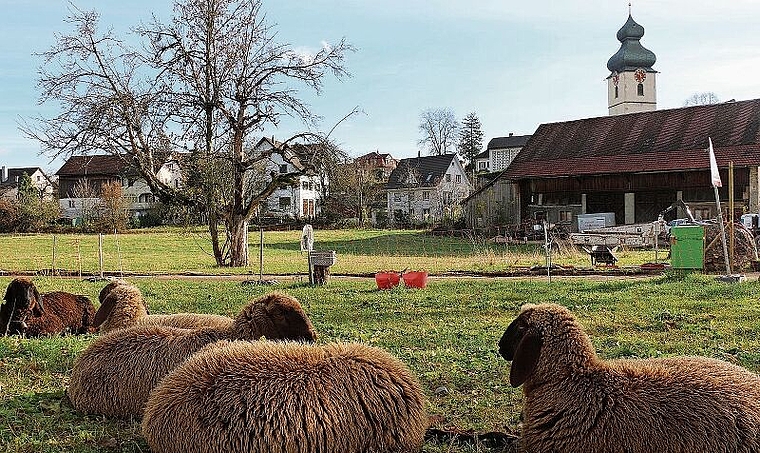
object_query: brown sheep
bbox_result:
[1,277,96,337]
[94,284,149,333]
[142,341,428,453]
[94,281,232,333]
[68,292,317,418]
[498,303,760,453]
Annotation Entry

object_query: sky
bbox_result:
[2,0,760,174]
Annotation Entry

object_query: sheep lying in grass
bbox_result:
[498,303,760,453]
[68,292,317,418]
[94,284,149,333]
[142,340,428,453]
[1,277,96,336]
[94,281,233,333]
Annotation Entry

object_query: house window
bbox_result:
[279,164,288,174]
[559,211,573,223]
[394,193,401,202]
[68,200,75,208]
[409,208,415,216]
[174,180,179,188]
[36,176,41,182]
[445,174,451,182]
[138,193,155,203]
[478,162,488,170]
[614,86,619,98]
[423,208,430,217]
[279,196,291,208]
[409,191,415,201]
[302,181,308,190]
[442,191,452,204]
[637,83,644,96]
[422,191,430,201]
[455,174,462,183]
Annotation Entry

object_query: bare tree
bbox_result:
[418,108,459,156]
[683,92,720,107]
[97,180,128,232]
[23,0,352,267]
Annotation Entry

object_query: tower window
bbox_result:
[614,86,619,98]
[637,83,644,96]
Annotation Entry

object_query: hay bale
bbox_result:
[703,222,758,271]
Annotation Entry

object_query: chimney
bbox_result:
[1,166,7,183]
[417,150,421,158]
[509,133,514,137]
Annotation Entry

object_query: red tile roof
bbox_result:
[503,98,760,179]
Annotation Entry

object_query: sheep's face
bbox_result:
[499,305,544,387]
[499,303,593,388]
[1,278,43,336]
[235,293,318,343]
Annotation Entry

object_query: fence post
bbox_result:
[259,228,264,282]
[51,235,57,275]
[98,233,104,279]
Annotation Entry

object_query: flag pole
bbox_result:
[708,138,731,275]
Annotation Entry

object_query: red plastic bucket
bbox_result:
[375,272,401,290]
[402,271,428,289]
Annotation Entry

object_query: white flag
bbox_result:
[708,137,722,188]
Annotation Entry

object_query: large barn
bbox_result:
[501,98,760,232]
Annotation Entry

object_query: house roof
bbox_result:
[473,149,489,160]
[0,167,45,188]
[386,154,458,189]
[56,155,137,177]
[487,134,532,150]
[502,98,760,180]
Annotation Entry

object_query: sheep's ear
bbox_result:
[30,287,44,316]
[93,295,117,328]
[509,331,542,387]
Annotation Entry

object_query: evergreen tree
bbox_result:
[457,112,484,163]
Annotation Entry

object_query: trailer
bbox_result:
[569,222,663,248]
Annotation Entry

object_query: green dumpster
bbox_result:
[670,225,704,269]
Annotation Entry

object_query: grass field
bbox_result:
[2,274,759,452]
[0,228,663,276]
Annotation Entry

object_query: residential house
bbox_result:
[56,154,182,222]
[353,151,398,225]
[253,137,324,220]
[472,134,532,176]
[0,166,56,200]
[386,154,473,225]
[355,151,398,180]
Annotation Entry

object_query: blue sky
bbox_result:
[2,0,760,173]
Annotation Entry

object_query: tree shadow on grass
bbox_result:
[260,231,516,258]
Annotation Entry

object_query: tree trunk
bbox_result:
[227,216,249,267]
[209,212,225,267]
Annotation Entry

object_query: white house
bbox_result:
[0,166,56,200]
[253,137,324,220]
[473,134,532,175]
[385,154,473,224]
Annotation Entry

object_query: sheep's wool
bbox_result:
[142,341,428,453]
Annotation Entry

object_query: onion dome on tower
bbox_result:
[607,14,656,72]
[606,10,657,115]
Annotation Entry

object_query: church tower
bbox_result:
[607,12,657,115]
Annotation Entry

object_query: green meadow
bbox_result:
[0,228,661,276]
[2,274,759,452]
